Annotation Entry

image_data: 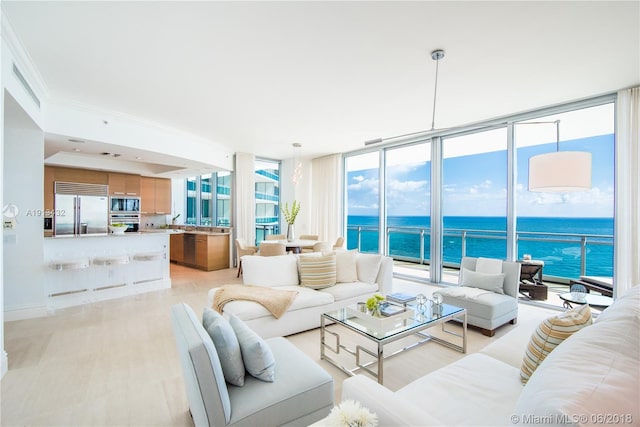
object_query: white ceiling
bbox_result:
[3,1,639,170]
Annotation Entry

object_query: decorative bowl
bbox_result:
[109,224,129,234]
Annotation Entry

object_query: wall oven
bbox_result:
[109,213,140,232]
[110,196,140,213]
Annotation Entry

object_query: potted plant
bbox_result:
[366,294,385,317]
[281,200,300,241]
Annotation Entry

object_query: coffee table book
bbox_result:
[386,293,416,304]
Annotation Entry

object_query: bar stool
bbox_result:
[92,254,131,290]
[132,251,164,284]
[48,257,90,297]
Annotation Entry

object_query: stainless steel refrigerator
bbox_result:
[54,182,109,236]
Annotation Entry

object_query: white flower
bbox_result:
[325,400,378,427]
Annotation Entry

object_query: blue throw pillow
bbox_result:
[228,314,276,382]
[202,308,245,386]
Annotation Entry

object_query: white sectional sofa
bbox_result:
[342,285,640,426]
[208,252,393,338]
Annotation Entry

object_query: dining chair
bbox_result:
[265,234,286,241]
[259,242,287,256]
[299,234,319,240]
[312,241,333,253]
[235,238,258,277]
[333,236,345,249]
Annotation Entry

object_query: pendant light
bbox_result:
[364,49,448,146]
[527,120,592,192]
[292,143,302,185]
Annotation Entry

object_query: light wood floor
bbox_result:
[1,264,560,426]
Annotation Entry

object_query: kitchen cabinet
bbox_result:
[196,234,230,271]
[44,166,55,213]
[155,178,171,214]
[171,232,229,271]
[170,233,184,263]
[108,173,141,195]
[53,167,108,185]
[140,177,171,214]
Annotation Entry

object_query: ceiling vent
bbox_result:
[12,63,40,109]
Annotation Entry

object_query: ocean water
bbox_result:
[347,216,614,279]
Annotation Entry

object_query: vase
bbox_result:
[287,224,295,242]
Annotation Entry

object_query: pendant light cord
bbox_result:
[431,56,440,131]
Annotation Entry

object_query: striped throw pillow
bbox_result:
[520,304,592,384]
[299,253,336,289]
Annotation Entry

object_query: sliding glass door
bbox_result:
[345,152,380,253]
[385,142,431,280]
[442,128,508,282]
[514,103,615,281]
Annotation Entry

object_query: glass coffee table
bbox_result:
[559,292,613,310]
[321,303,466,384]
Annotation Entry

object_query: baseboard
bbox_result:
[4,305,48,321]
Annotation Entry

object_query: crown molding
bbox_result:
[1,10,50,102]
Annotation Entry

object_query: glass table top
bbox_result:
[323,303,464,341]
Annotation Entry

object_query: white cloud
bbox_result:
[387,180,428,192]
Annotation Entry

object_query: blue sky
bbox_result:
[347,134,615,218]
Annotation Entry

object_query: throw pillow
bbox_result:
[299,253,337,289]
[241,254,299,287]
[460,268,505,294]
[356,253,382,284]
[335,250,358,283]
[202,308,246,386]
[475,257,503,274]
[228,314,276,382]
[520,304,593,384]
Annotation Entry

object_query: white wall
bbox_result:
[171,178,185,224]
[2,21,48,377]
[3,93,46,320]
[1,38,5,379]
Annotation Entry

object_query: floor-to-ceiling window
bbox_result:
[255,159,280,243]
[185,172,233,227]
[515,103,615,281]
[442,128,508,282]
[385,142,431,280]
[343,95,615,291]
[216,172,231,226]
[200,174,213,225]
[345,152,380,253]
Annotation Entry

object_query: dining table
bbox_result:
[261,239,317,254]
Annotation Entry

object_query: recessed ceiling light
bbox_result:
[68,138,85,143]
[136,156,143,160]
[101,152,121,157]
[72,148,81,152]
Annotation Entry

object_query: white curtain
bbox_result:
[310,154,343,242]
[234,152,256,246]
[614,86,640,298]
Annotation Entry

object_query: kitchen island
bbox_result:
[44,231,174,309]
[169,230,231,271]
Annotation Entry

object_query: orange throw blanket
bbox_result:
[213,285,299,319]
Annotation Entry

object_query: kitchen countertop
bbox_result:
[46,230,181,238]
[180,230,229,236]
[146,228,230,236]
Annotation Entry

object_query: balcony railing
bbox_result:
[346,225,614,281]
[255,169,279,181]
[256,192,279,202]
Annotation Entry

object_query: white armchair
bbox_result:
[434,257,521,336]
